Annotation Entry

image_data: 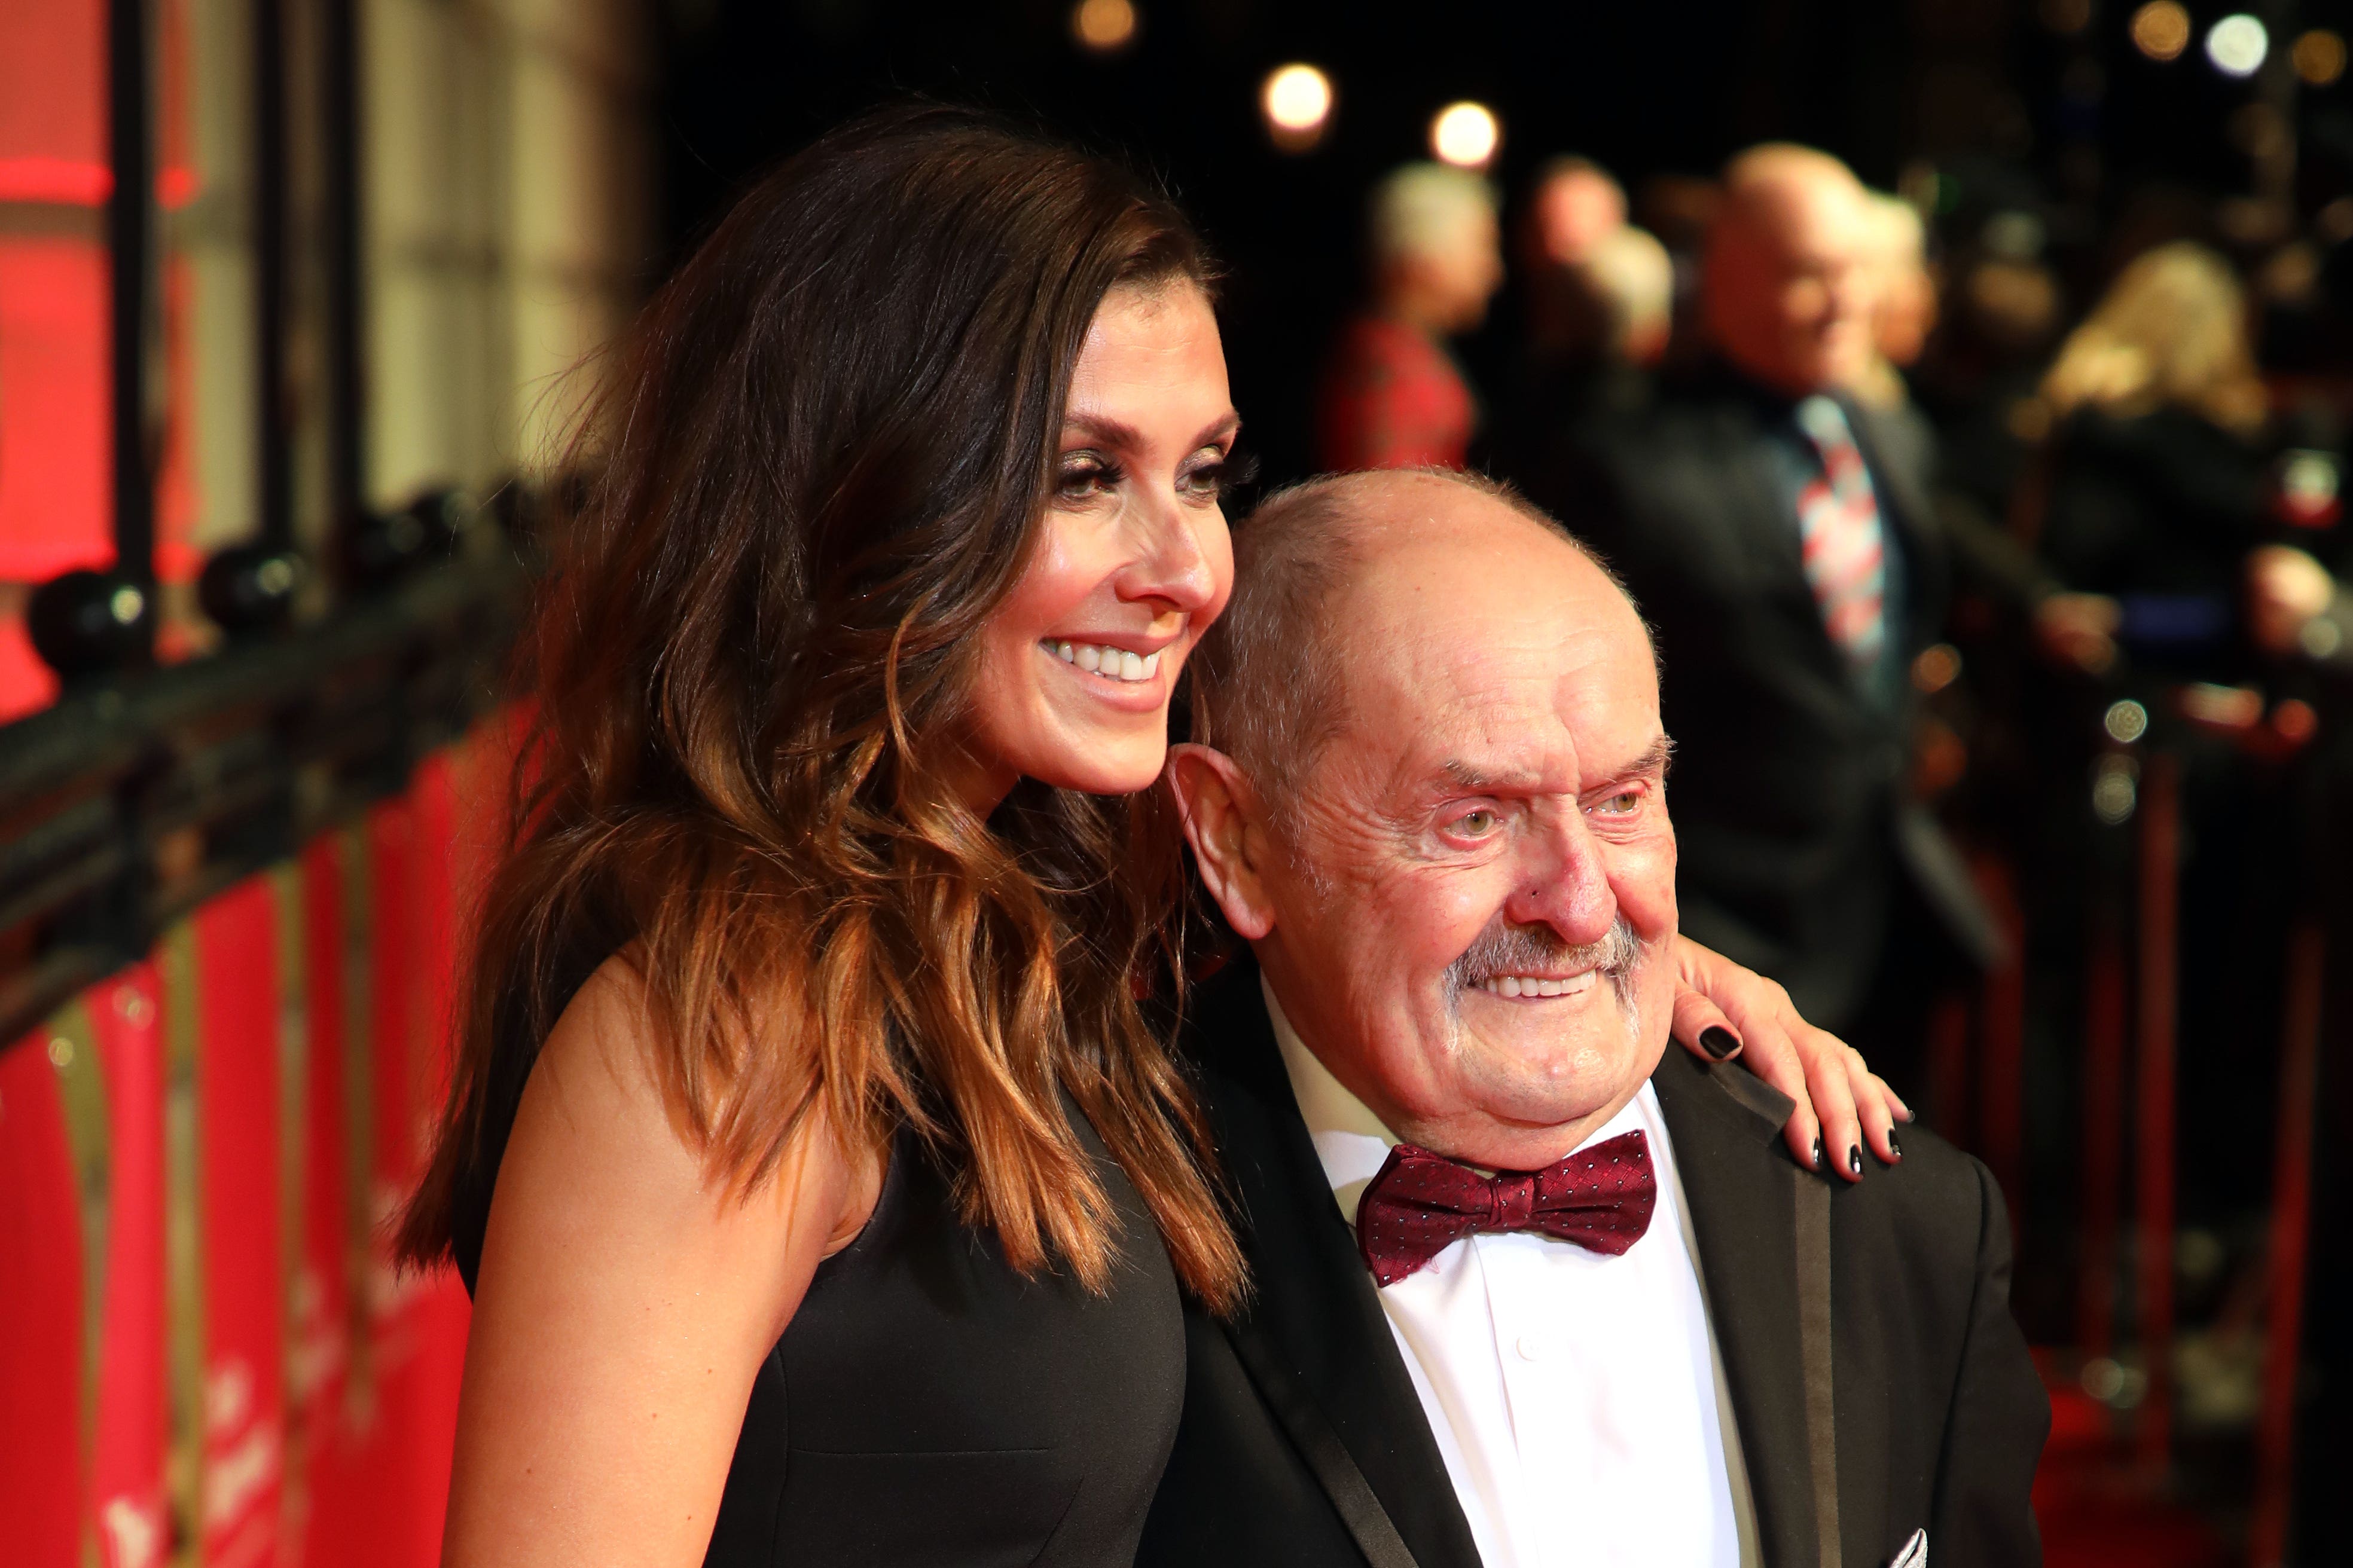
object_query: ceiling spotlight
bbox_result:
[2205,14,2269,77]
[2129,1,2191,62]
[1430,102,1500,170]
[2296,29,2348,87]
[1072,0,1138,54]
[1262,65,1334,152]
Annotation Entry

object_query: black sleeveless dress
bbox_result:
[698,1107,1187,1566]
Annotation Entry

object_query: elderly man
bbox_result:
[1317,163,1504,472]
[1137,470,2046,1568]
[1513,145,2000,1099]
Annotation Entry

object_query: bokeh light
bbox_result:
[2129,1,2191,62]
[2205,14,2269,77]
[1070,0,1137,54]
[1429,102,1500,169]
[2294,29,2348,86]
[2038,0,2092,36]
[1261,65,1334,152]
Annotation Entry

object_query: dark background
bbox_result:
[655,0,2353,482]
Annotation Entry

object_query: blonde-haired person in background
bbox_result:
[2038,241,2267,436]
[1316,163,1503,472]
[2021,242,2272,675]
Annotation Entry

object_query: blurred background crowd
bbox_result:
[7,2,2353,1566]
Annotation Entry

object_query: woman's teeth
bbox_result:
[1478,973,1599,999]
[1046,641,1160,682]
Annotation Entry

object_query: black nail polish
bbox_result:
[1699,1025,1740,1059]
[1811,1136,1825,1170]
[1888,1130,1903,1160]
[1848,1144,1864,1176]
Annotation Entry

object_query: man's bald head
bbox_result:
[1189,469,1642,820]
[1703,143,1878,395]
[1171,470,1678,1169]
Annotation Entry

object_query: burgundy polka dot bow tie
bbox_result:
[1354,1130,1658,1286]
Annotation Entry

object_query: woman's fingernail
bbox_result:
[1811,1136,1826,1170]
[1888,1129,1903,1160]
[1699,1025,1740,1059]
[1848,1144,1864,1176]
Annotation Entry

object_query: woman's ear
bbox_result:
[1165,744,1279,941]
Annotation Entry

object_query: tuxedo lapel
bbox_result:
[1651,1044,1826,1568]
[1188,961,1485,1568]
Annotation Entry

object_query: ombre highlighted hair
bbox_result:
[397,105,1244,1312]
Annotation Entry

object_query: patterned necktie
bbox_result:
[1354,1130,1658,1287]
[1792,394,1887,667]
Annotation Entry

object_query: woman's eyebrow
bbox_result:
[1060,408,1241,450]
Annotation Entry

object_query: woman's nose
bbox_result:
[1121,497,1220,614]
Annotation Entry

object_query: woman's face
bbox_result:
[963,279,1239,805]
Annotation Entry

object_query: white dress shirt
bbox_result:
[1264,976,1762,1568]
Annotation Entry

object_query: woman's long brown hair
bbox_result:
[397,105,1245,1312]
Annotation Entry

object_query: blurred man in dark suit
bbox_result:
[1515,145,1998,1096]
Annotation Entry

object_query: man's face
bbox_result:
[1208,486,1680,1167]
[1706,173,1878,396]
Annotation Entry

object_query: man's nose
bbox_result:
[1500,817,1619,946]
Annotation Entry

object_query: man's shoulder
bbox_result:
[1829,1119,2006,1276]
[1653,1048,2003,1274]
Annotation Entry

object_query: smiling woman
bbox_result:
[394,107,1249,1568]
[964,282,1241,803]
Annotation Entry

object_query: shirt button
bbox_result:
[1516,1335,1549,1362]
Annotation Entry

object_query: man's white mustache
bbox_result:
[1446,915,1644,992]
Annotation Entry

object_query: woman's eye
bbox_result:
[1182,448,1257,500]
[1056,456,1121,500]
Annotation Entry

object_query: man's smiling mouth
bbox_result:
[1472,970,1603,1000]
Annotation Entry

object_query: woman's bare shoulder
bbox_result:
[490,950,879,1318]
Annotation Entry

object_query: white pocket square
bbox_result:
[1887,1527,1927,1568]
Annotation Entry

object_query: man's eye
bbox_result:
[1595,790,1642,815]
[1452,808,1501,838]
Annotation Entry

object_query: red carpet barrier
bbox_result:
[334,759,473,1568]
[0,730,502,1567]
[292,833,366,1562]
[193,876,289,1568]
[90,964,169,1568]
[0,1025,86,1568]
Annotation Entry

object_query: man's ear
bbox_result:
[1165,743,1280,942]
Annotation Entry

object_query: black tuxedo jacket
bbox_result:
[1512,369,1994,1027]
[1137,959,2049,1568]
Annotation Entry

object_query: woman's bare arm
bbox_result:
[440,959,878,1568]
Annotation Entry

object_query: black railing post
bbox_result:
[322,0,365,546]
[254,0,292,555]
[106,0,158,641]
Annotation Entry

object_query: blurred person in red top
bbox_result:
[1316,163,1501,472]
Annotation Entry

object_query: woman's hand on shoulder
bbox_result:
[1667,934,1911,1182]
[441,956,879,1568]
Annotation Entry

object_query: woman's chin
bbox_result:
[1026,734,1169,798]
